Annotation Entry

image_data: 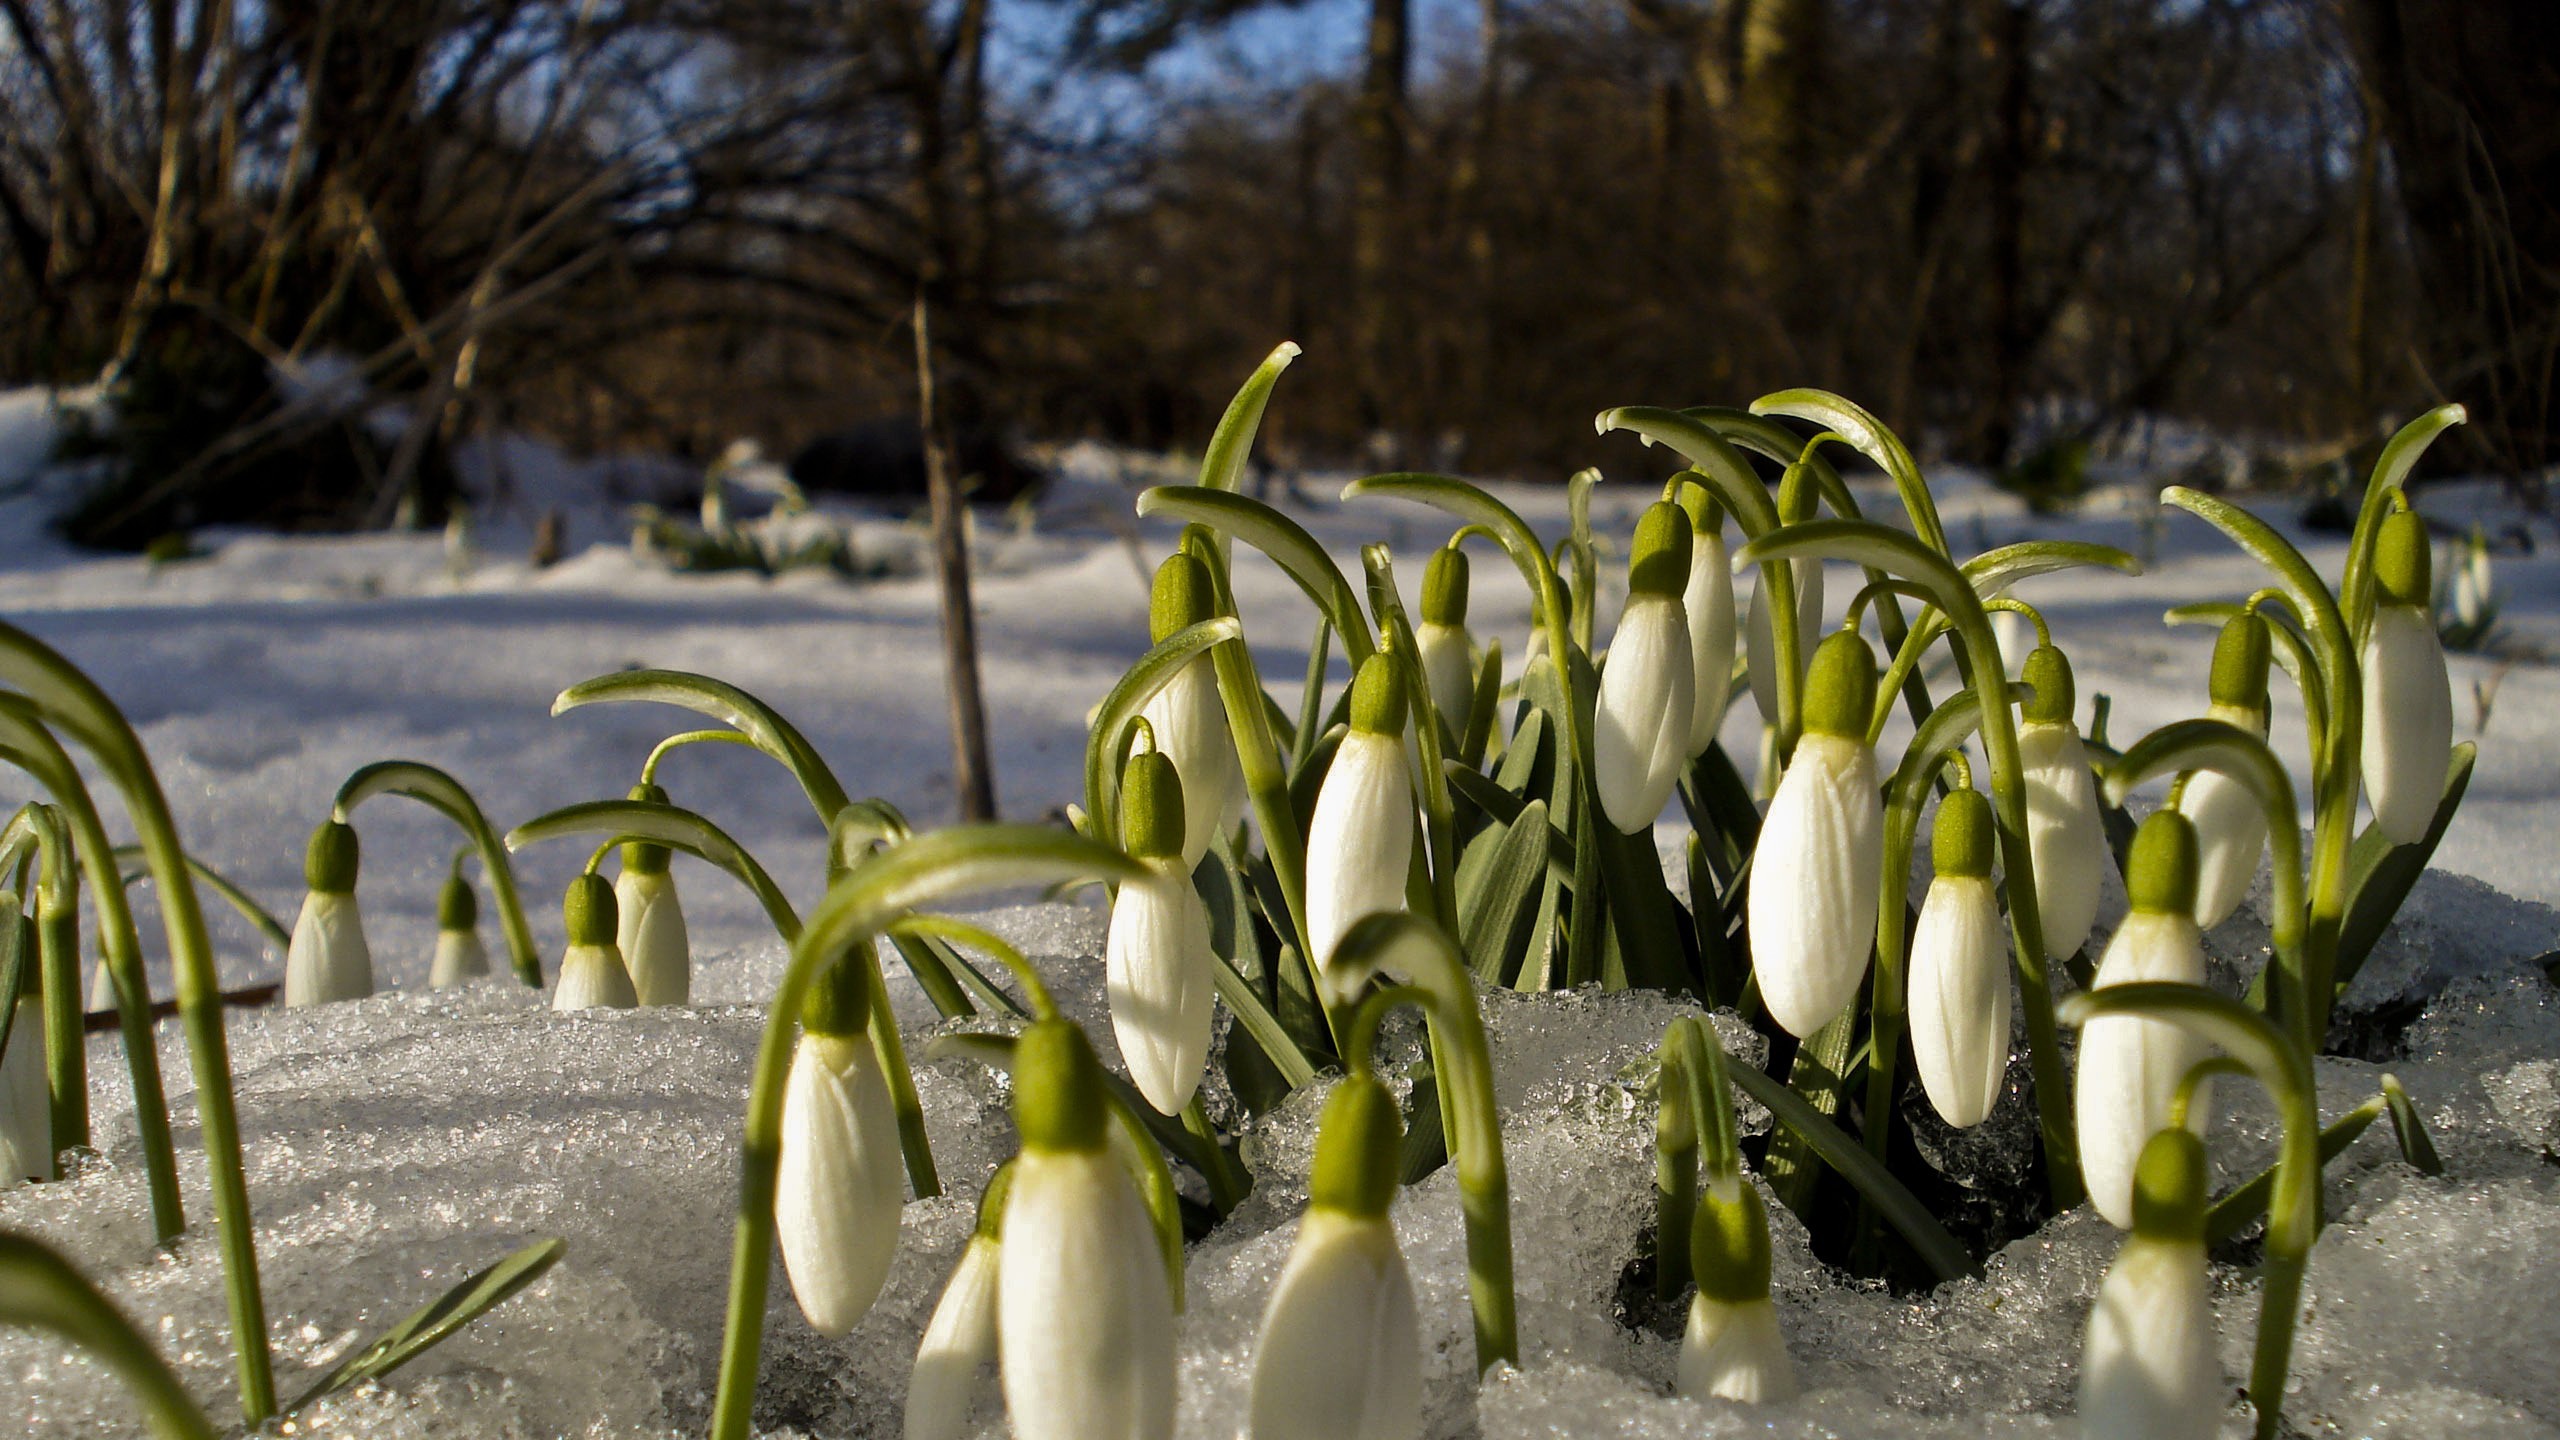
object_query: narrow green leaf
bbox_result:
[286,1238,566,1415]
[111,846,290,953]
[1458,800,1550,985]
[0,896,24,1071]
[2335,744,2477,990]
[1748,389,1948,554]
[1136,488,1372,663]
[1197,342,1302,493]
[1208,950,1317,1087]
[1722,1063,1975,1283]
[0,1232,217,1440]
[552,669,851,822]
[1961,539,2142,595]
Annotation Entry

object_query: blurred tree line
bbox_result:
[0,0,2550,545]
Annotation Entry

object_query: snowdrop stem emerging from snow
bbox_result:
[0,803,84,1154]
[1325,911,1517,1371]
[1653,1014,1741,1298]
[708,826,1146,1440]
[333,761,541,988]
[2061,982,2318,1440]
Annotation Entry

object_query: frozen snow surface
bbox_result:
[2,392,2560,1434]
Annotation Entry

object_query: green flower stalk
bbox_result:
[552,874,637,1010]
[1744,556,1822,732]
[615,783,692,1005]
[285,820,373,1006]
[1,911,48,1183]
[2076,812,2212,1230]
[2361,509,2454,845]
[2182,613,2274,930]
[777,950,905,1336]
[1594,501,1697,832]
[2079,1128,2223,1440]
[1747,630,1884,1038]
[1138,552,1245,868]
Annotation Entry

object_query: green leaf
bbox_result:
[1210,948,1318,1088]
[0,895,24,1072]
[1960,539,2142,595]
[1197,342,1302,493]
[1081,616,1243,849]
[0,1232,217,1440]
[1721,1063,1976,1283]
[2335,743,2477,991]
[1748,389,1948,553]
[111,846,290,953]
[1593,407,1764,501]
[1457,800,1551,986]
[285,1238,566,1415]
[552,669,851,822]
[507,799,801,943]
[333,760,540,988]
[1135,488,1371,663]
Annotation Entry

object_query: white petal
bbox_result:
[1141,659,1246,867]
[777,1034,907,1336]
[1747,733,1882,1038]
[1417,621,1477,736]
[2361,605,2454,845]
[616,869,692,1006]
[1305,730,1414,996]
[428,928,490,989]
[1595,595,1696,832]
[998,1147,1174,1440]
[2079,1236,2222,1440]
[1677,1295,1797,1405]
[1249,1210,1422,1440]
[1745,563,1824,728]
[2018,721,2105,958]
[2074,912,2212,1229]
[1107,861,1216,1114]
[906,1235,1002,1440]
[285,891,374,1006]
[1907,875,2011,1129]
[1684,528,1738,756]
[1,996,52,1184]
[552,943,638,1011]
[2181,766,2267,931]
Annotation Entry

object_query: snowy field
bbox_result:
[2,383,2559,1437]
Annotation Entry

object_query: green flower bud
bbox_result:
[437,872,479,931]
[1420,545,1469,627]
[1348,652,1408,737]
[2129,1127,2209,1244]
[799,948,876,1039]
[620,782,672,874]
[2020,645,2075,726]
[1308,1075,1404,1219]
[1933,787,1995,880]
[305,820,359,894]
[2124,810,2201,917]
[1689,1180,1774,1304]
[1627,501,1694,599]
[1800,630,1879,739]
[563,872,619,947]
[2373,509,2432,608]
[1676,476,1722,536]
[1119,748,1187,861]
[2207,614,2271,714]
[1150,553,1218,643]
[1013,1019,1110,1154]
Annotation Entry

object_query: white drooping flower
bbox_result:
[1595,501,1697,832]
[615,786,692,1005]
[2076,811,2214,1230]
[2016,644,2105,959]
[2,990,52,1184]
[1106,750,1216,1115]
[1415,543,1479,735]
[552,874,638,1011]
[1305,653,1415,1002]
[905,1167,1011,1440]
[1908,786,2012,1129]
[1250,1076,1420,1440]
[999,1020,1175,1440]
[1745,558,1824,729]
[2182,615,2274,930]
[1677,1178,1796,1405]
[777,956,906,1337]
[2363,510,2454,845]
[1748,630,1884,1039]
[285,820,374,1006]
[2450,525,2497,633]
[1138,552,1245,867]
[427,870,491,989]
[1681,490,1739,757]
[2080,1128,2224,1440]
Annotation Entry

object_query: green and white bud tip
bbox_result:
[2129,1127,2209,1244]
[1933,787,1995,880]
[1308,1075,1404,1220]
[1118,748,1187,861]
[621,781,671,875]
[1801,630,1878,739]
[563,872,618,947]
[1013,1019,1111,1155]
[1420,545,1469,627]
[2207,612,2272,715]
[305,820,359,894]
[437,872,479,931]
[1676,477,1722,537]
[1627,501,1693,599]
[1348,652,1408,737]
[1150,552,1217,643]
[2020,644,2076,726]
[2124,810,2200,918]
[1689,1180,1775,1305]
[799,951,876,1039]
[2373,508,2432,608]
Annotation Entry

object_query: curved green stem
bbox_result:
[508,797,803,943]
[2342,406,2467,645]
[2165,600,2329,765]
[110,845,292,954]
[334,761,540,988]
[0,1232,218,1440]
[3,804,85,1152]
[1981,595,2050,649]
[1750,389,1949,554]
[1082,616,1241,850]
[707,827,1145,1440]
[552,669,852,822]
[639,728,760,786]
[1135,487,1373,665]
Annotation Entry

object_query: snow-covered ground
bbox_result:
[1,384,2558,1437]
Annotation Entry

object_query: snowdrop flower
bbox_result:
[2450,525,2497,633]
[1677,1176,1796,1404]
[616,783,691,1005]
[2180,615,2272,930]
[1415,543,1478,735]
[999,1018,1175,1440]
[1596,501,1697,832]
[2079,1127,2223,1440]
[1106,748,1215,1114]
[1681,488,1738,757]
[285,820,373,1006]
[1139,552,1245,867]
[552,874,638,1010]
[1744,558,1823,728]
[2076,811,2213,1230]
[2017,645,2105,959]
[2,949,52,1184]
[427,869,490,989]
[1747,630,1883,1038]
[777,953,905,1337]
[1306,653,1415,1001]
[906,1164,1013,1440]
[1909,785,2011,1129]
[2362,509,2454,845]
[1249,1074,1420,1440]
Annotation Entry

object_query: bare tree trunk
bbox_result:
[1352,0,1410,441]
[915,292,998,822]
[1731,0,1819,360]
[1975,0,2031,469]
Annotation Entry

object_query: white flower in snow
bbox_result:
[1595,501,1696,831]
[427,870,490,989]
[2016,645,2104,959]
[2079,1128,2224,1440]
[777,956,906,1337]
[2,989,52,1184]
[1681,491,1738,757]
[615,786,692,1005]
[1677,1178,1796,1404]
[2182,615,2274,929]
[905,1166,1011,1440]
[1745,559,1823,729]
[1250,1076,1420,1440]
[1416,544,1478,734]
[285,821,374,1006]
[1106,750,1215,1114]
[2362,510,2453,845]
[2076,811,2214,1230]
[552,874,637,1011]
[1305,654,1415,1002]
[2450,526,2496,632]
[1138,552,1245,867]
[1908,787,2011,1129]
[1747,631,1883,1038]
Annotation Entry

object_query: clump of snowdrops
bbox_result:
[0,345,2475,1440]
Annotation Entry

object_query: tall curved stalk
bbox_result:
[333,761,540,987]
